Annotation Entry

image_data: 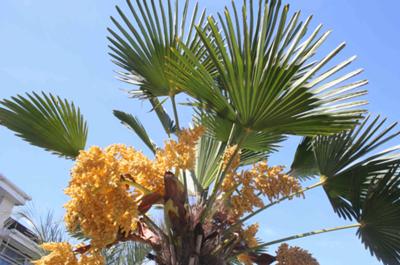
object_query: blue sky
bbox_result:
[1,1,400,264]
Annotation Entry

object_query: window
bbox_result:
[0,242,30,265]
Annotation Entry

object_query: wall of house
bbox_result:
[0,197,14,229]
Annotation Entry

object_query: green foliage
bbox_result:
[292,115,400,220]
[108,0,207,98]
[0,92,87,159]
[201,113,286,153]
[113,110,157,153]
[17,208,66,246]
[289,137,319,180]
[195,134,224,189]
[149,97,176,136]
[356,168,400,265]
[168,0,368,137]
[105,241,150,265]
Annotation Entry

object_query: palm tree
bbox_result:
[1,0,399,264]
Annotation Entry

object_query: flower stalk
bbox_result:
[252,223,361,250]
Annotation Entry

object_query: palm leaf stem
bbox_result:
[226,178,326,235]
[252,223,361,250]
[170,95,180,132]
[202,129,248,221]
[149,97,174,137]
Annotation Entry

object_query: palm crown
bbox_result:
[1,1,399,265]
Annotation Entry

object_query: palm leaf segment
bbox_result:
[0,92,88,159]
[113,110,157,154]
[199,111,286,152]
[291,115,400,265]
[289,137,319,179]
[168,0,368,136]
[356,168,400,265]
[108,0,208,99]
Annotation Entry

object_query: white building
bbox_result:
[0,175,41,265]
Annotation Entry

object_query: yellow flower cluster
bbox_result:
[221,145,241,193]
[237,223,260,264]
[229,172,264,218]
[222,160,302,219]
[64,127,204,248]
[242,223,259,248]
[79,252,105,265]
[65,145,139,248]
[252,161,303,202]
[33,243,77,265]
[33,243,104,265]
[156,126,204,171]
[276,244,319,265]
[107,144,165,194]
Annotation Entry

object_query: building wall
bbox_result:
[0,197,15,229]
[0,176,41,265]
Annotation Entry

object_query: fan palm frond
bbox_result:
[168,0,368,137]
[356,167,400,265]
[201,113,286,153]
[0,92,88,159]
[291,115,400,220]
[109,0,207,98]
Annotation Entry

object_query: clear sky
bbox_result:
[1,1,400,264]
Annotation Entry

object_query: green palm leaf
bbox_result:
[149,97,176,136]
[105,241,151,265]
[289,137,319,180]
[201,113,286,153]
[0,92,88,159]
[356,167,400,265]
[168,0,368,137]
[194,132,274,189]
[291,115,400,220]
[109,0,207,98]
[113,110,157,153]
[195,134,224,189]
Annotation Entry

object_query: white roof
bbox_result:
[0,175,31,205]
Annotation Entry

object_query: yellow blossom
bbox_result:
[242,223,259,248]
[65,145,139,248]
[276,244,319,265]
[107,144,165,194]
[252,162,303,202]
[156,126,204,171]
[79,251,105,265]
[221,145,241,193]
[222,161,302,220]
[33,243,105,265]
[33,243,78,265]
